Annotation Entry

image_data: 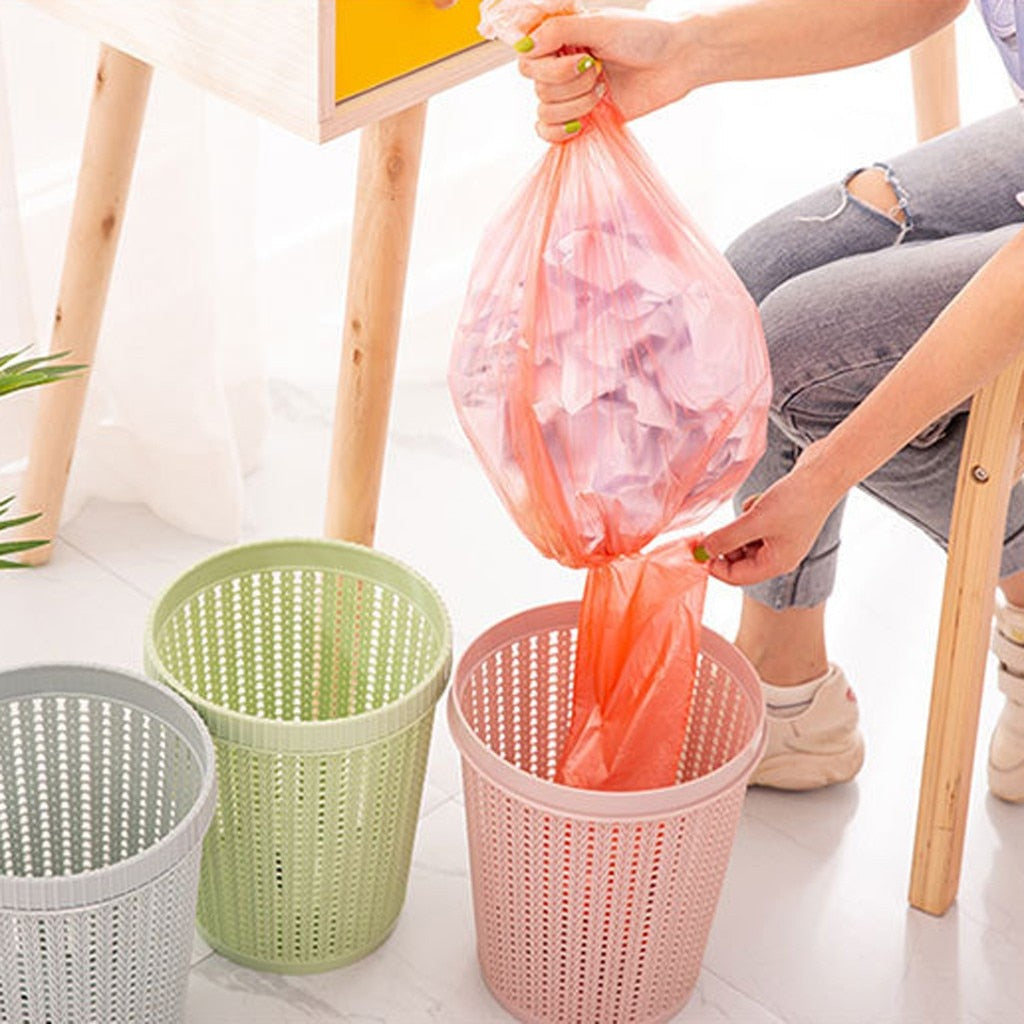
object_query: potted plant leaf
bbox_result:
[0,348,84,567]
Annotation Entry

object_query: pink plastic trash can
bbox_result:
[448,602,766,1024]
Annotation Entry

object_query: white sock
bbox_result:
[761,666,834,719]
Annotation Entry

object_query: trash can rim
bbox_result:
[0,662,217,912]
[144,538,453,752]
[447,601,766,820]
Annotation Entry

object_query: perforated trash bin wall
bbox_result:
[145,539,452,973]
[448,602,766,1024]
[0,664,216,1024]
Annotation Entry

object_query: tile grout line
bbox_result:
[700,964,791,1024]
[58,533,155,603]
[420,792,459,822]
[188,945,218,972]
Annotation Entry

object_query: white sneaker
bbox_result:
[750,665,865,791]
[988,603,1024,803]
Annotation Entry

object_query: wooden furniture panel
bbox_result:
[24,0,645,143]
[26,0,321,139]
[22,0,508,142]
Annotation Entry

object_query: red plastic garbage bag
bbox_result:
[449,0,771,790]
[560,539,709,790]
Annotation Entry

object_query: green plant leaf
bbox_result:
[0,512,42,534]
[0,347,31,370]
[0,346,73,370]
[0,348,86,397]
[0,537,49,567]
[0,351,84,568]
[0,495,41,533]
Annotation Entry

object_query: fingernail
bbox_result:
[514,36,534,52]
[564,119,582,134]
[577,55,594,73]
[693,544,710,563]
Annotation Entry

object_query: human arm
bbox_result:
[702,226,1024,586]
[519,0,967,141]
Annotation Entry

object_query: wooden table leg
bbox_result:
[909,23,960,144]
[324,102,427,546]
[18,45,151,565]
[910,354,1024,915]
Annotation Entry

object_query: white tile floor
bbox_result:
[5,374,1024,1024]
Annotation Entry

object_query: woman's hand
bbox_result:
[516,11,696,142]
[701,441,843,587]
[514,1,966,142]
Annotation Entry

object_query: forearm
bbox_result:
[802,228,1024,504]
[680,0,966,91]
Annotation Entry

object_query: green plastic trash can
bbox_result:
[145,539,452,973]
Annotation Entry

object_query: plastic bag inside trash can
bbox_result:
[449,0,771,790]
[560,539,710,790]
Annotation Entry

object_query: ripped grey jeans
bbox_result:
[726,107,1024,610]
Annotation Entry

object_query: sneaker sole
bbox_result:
[988,763,1024,804]
[750,736,865,791]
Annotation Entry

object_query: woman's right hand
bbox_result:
[516,10,696,142]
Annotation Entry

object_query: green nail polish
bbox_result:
[577,55,594,73]
[564,119,582,134]
[514,36,534,53]
[693,544,710,563]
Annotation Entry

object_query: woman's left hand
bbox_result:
[701,442,841,587]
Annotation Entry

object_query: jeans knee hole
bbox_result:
[846,167,908,227]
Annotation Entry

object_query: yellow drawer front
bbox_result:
[336,1,485,103]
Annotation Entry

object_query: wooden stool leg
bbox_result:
[910,354,1024,915]
[910,23,960,143]
[324,102,427,546]
[18,45,152,565]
